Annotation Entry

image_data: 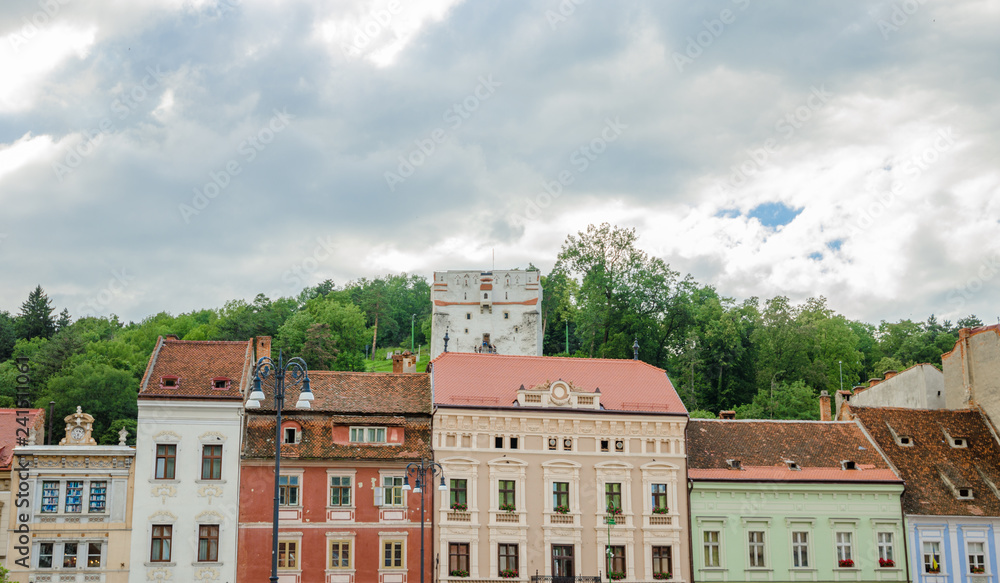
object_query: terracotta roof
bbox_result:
[250,371,431,414]
[430,352,686,414]
[851,406,1000,516]
[139,337,252,400]
[687,419,900,483]
[0,409,46,471]
[242,415,431,461]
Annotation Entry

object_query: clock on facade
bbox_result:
[59,406,97,446]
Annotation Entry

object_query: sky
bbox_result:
[1,0,999,326]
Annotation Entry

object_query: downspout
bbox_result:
[685,419,695,583]
[901,497,912,583]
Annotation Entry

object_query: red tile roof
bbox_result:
[430,352,686,414]
[687,419,900,483]
[0,409,45,471]
[851,406,1000,516]
[242,415,431,461]
[139,337,252,400]
[250,371,431,414]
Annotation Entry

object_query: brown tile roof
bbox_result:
[242,415,431,461]
[139,337,252,400]
[430,352,686,414]
[851,406,1000,516]
[251,371,431,415]
[687,419,900,483]
[0,409,45,471]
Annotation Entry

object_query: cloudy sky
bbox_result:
[2,0,998,325]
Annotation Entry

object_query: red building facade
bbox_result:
[238,370,433,583]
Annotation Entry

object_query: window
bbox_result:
[212,378,230,389]
[606,545,625,577]
[350,427,386,443]
[952,437,967,448]
[450,479,467,508]
[41,481,59,513]
[89,481,107,513]
[504,312,509,319]
[330,476,351,506]
[284,427,297,444]
[600,439,610,452]
[38,542,54,568]
[279,475,300,506]
[495,436,504,448]
[748,531,766,567]
[968,541,986,574]
[63,542,78,568]
[958,488,974,499]
[652,484,668,512]
[381,476,404,506]
[836,532,853,564]
[151,525,172,562]
[278,541,298,569]
[155,444,176,479]
[450,543,469,573]
[330,540,351,568]
[499,543,519,576]
[703,531,721,567]
[65,481,83,512]
[923,541,941,573]
[605,482,622,512]
[792,532,809,568]
[898,436,912,446]
[553,482,569,510]
[842,460,857,470]
[499,480,516,510]
[466,313,471,319]
[563,438,573,450]
[652,546,673,577]
[161,376,178,387]
[615,439,625,452]
[87,542,101,568]
[383,541,404,568]
[509,437,519,449]
[201,444,222,480]
[198,525,219,562]
[878,532,894,563]
[548,437,558,450]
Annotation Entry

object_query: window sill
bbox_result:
[144,562,176,568]
[192,561,224,566]
[149,479,180,484]
[194,479,227,485]
[789,568,816,572]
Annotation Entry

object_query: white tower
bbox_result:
[430,269,543,359]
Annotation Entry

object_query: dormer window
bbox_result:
[726,459,742,470]
[842,460,857,470]
[212,378,231,390]
[785,460,800,471]
[958,488,974,499]
[951,437,967,448]
[160,376,179,388]
[898,436,912,446]
[350,427,387,443]
[284,427,298,444]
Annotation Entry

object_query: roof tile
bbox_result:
[139,337,252,400]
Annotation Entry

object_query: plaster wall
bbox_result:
[944,328,1000,423]
[851,364,946,410]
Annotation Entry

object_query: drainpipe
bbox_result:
[901,495,911,583]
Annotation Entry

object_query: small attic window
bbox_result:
[842,460,857,470]
[898,436,912,446]
[784,460,800,471]
[951,437,967,448]
[212,378,231,390]
[958,488,974,500]
[161,376,179,388]
[726,459,742,470]
[284,427,298,444]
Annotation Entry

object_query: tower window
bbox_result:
[466,313,471,320]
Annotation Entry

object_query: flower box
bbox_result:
[652,506,669,515]
[451,503,467,512]
[927,570,941,575]
[554,505,570,514]
[499,503,516,513]
[971,567,985,574]
[608,571,626,580]
[653,572,672,579]
[450,569,469,577]
[879,558,895,568]
[499,568,518,578]
[839,559,855,568]
[607,506,623,515]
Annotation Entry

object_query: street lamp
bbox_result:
[411,313,417,353]
[402,458,446,583]
[605,501,618,581]
[246,351,314,583]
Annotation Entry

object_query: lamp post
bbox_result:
[605,501,618,581]
[411,313,417,353]
[839,360,844,393]
[246,351,314,583]
[402,458,446,583]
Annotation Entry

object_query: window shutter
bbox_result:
[375,483,383,506]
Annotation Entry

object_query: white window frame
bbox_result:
[878,532,895,564]
[747,530,766,568]
[350,426,387,443]
[836,532,854,565]
[377,474,405,507]
[968,541,986,574]
[923,540,942,574]
[791,531,809,568]
[703,530,722,568]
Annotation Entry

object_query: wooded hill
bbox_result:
[0,223,981,442]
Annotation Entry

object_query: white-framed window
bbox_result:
[704,531,721,567]
[86,542,102,568]
[748,531,765,567]
[38,542,54,568]
[278,475,300,506]
[968,541,986,574]
[350,426,387,443]
[329,476,352,506]
[330,540,351,569]
[377,475,404,506]
[878,532,895,565]
[792,531,809,568]
[923,541,942,573]
[836,532,853,566]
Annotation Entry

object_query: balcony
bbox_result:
[495,512,521,524]
[447,511,472,522]
[549,513,574,525]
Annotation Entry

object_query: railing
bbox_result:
[448,511,471,522]
[550,513,574,524]
[648,515,672,525]
[495,512,520,523]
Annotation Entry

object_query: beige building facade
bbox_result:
[5,407,135,583]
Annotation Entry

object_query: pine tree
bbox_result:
[17,285,56,340]
[56,308,72,331]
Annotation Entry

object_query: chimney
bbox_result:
[164,334,179,341]
[719,410,736,420]
[819,390,831,421]
[883,369,898,380]
[255,336,271,360]
[868,377,881,388]
[402,351,417,373]
[392,353,404,374]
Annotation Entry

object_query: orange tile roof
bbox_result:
[0,409,45,471]
[250,371,430,414]
[687,419,900,483]
[430,352,686,414]
[139,337,252,400]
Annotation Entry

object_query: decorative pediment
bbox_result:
[199,431,227,443]
[149,510,178,522]
[517,379,600,410]
[153,431,182,442]
[196,510,226,523]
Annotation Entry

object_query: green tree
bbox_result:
[735,380,819,420]
[17,285,57,340]
[688,409,718,419]
[100,418,138,446]
[39,363,138,439]
[0,311,16,361]
[215,295,297,341]
[276,296,367,371]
